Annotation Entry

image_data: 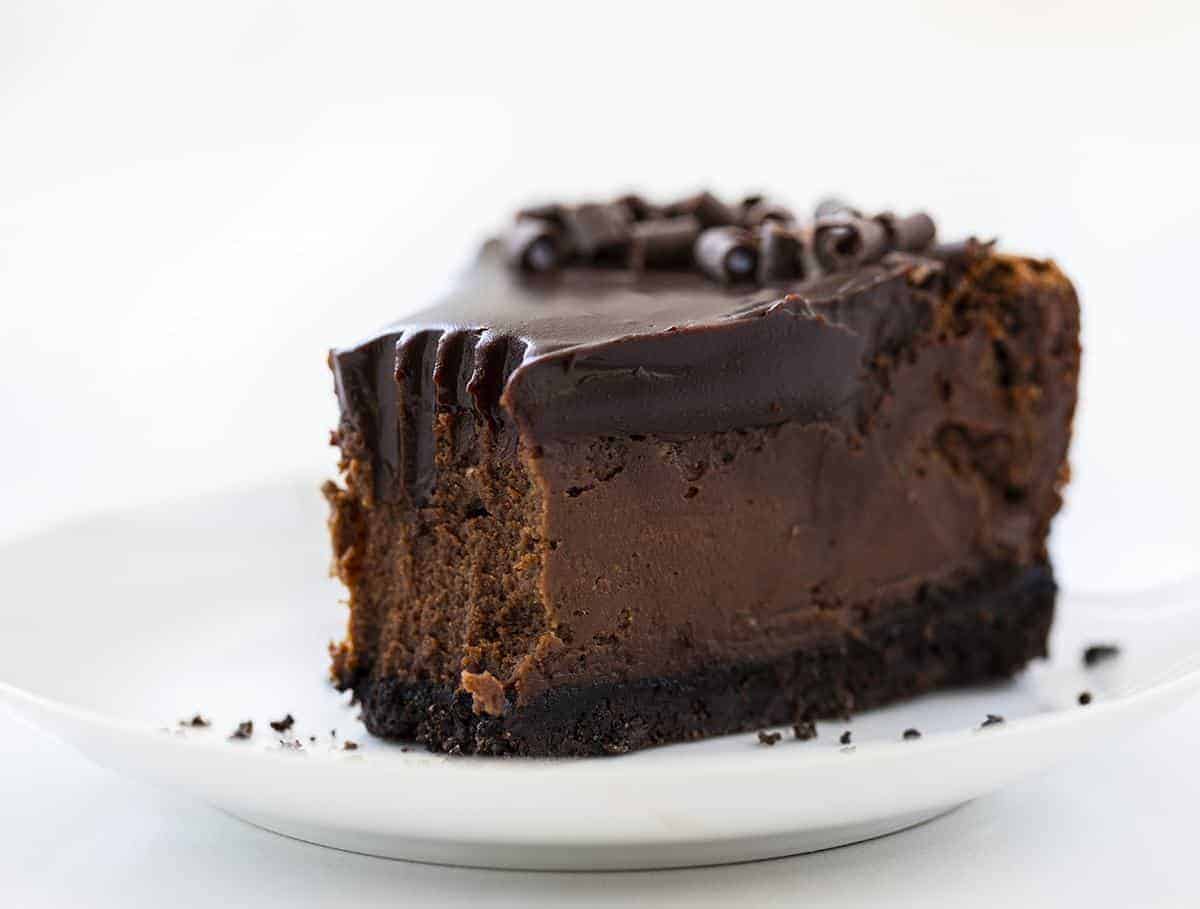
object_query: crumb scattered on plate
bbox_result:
[1083,644,1121,667]
[792,720,817,741]
[269,713,295,733]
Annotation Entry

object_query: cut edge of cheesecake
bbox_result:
[324,238,1080,757]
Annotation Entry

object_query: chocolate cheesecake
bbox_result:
[324,193,1080,756]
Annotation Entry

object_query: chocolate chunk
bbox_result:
[757,221,804,283]
[792,719,817,741]
[757,730,783,746]
[814,196,861,219]
[178,714,210,728]
[269,713,295,733]
[563,203,632,258]
[228,720,253,741]
[813,216,889,272]
[629,215,701,270]
[876,211,936,252]
[1083,644,1121,667]
[695,226,757,283]
[667,191,739,228]
[839,730,852,745]
[343,740,360,751]
[980,714,1005,728]
[902,728,922,740]
[1078,691,1093,705]
[506,218,563,273]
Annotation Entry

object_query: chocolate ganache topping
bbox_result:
[331,193,992,507]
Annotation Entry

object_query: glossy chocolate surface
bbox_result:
[332,241,975,506]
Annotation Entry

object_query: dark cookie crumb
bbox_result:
[269,713,295,733]
[279,738,304,751]
[400,746,411,753]
[792,720,817,741]
[228,720,254,741]
[179,714,210,728]
[343,740,359,751]
[757,730,783,746]
[309,735,317,743]
[839,730,852,745]
[980,714,1005,728]
[902,728,922,740]
[330,729,337,738]
[1078,691,1093,705]
[1083,644,1121,667]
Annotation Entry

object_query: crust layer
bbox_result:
[348,563,1055,756]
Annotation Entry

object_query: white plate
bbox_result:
[2,481,1199,871]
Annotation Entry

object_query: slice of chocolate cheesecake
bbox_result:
[324,193,1080,756]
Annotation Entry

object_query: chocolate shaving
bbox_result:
[506,218,563,273]
[515,202,566,228]
[839,730,852,745]
[876,211,936,252]
[503,191,940,287]
[813,215,889,272]
[343,740,359,751]
[616,193,661,222]
[695,226,757,283]
[563,203,632,257]
[757,730,782,746]
[1078,691,1093,705]
[757,221,804,283]
[742,200,794,228]
[228,720,253,741]
[902,728,922,740]
[269,713,295,733]
[813,196,861,219]
[179,714,210,728]
[668,191,739,227]
[629,215,701,270]
[980,714,1005,728]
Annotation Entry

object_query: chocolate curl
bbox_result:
[757,221,805,283]
[695,226,758,283]
[813,196,861,219]
[563,202,632,258]
[666,191,739,228]
[615,193,662,222]
[629,215,702,270]
[813,216,889,272]
[875,211,936,252]
[505,218,563,272]
[516,203,566,228]
[742,200,795,228]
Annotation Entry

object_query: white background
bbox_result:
[2,1,1199,905]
